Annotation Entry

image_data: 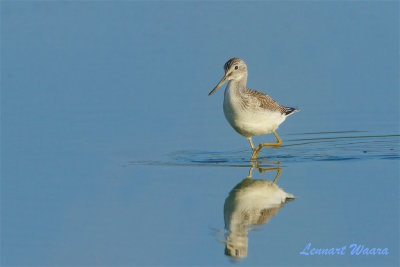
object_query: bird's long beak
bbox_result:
[208,75,227,96]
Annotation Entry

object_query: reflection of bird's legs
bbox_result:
[247,166,254,179]
[257,167,281,184]
[247,161,282,183]
[250,131,282,159]
[272,169,281,184]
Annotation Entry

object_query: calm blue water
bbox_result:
[1,1,399,266]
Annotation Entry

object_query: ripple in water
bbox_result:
[129,132,399,167]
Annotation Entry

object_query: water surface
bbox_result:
[1,1,399,266]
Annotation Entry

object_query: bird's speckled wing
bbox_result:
[243,88,294,115]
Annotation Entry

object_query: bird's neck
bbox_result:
[227,78,247,94]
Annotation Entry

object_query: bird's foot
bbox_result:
[251,146,262,160]
[251,142,282,160]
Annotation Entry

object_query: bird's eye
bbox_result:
[235,66,238,70]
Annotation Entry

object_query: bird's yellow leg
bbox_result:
[251,131,282,159]
[264,131,282,147]
[247,137,255,150]
[248,137,260,160]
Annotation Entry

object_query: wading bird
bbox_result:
[209,58,298,159]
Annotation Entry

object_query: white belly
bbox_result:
[223,87,286,137]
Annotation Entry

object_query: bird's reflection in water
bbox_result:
[224,164,294,259]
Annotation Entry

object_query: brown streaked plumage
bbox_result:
[241,88,296,115]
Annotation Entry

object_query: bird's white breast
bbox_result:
[223,83,286,137]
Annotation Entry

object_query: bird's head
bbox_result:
[209,58,248,96]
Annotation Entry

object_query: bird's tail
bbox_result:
[284,107,300,116]
[285,192,296,202]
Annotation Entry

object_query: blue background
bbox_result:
[1,1,399,266]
